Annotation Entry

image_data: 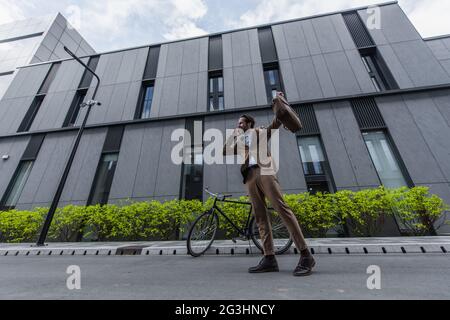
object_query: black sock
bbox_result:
[300,248,311,257]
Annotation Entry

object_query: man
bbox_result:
[222,101,316,276]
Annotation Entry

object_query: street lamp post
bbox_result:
[36,46,101,246]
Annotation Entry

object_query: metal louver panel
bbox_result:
[351,98,386,130]
[294,104,320,136]
[342,12,375,48]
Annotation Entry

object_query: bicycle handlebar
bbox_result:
[205,188,232,201]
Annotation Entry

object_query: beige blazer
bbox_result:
[222,117,282,183]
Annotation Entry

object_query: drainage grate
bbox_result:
[327,248,332,254]
[116,246,147,256]
[345,248,350,254]
[363,247,368,254]
[420,247,426,253]
[382,247,387,254]
[401,247,407,254]
[441,246,447,253]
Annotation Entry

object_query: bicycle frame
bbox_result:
[210,197,254,238]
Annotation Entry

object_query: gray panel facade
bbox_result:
[1,3,450,236]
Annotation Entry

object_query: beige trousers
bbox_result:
[245,167,308,255]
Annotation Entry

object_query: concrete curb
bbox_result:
[1,237,449,257]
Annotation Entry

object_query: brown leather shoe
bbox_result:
[293,255,316,276]
[248,255,279,273]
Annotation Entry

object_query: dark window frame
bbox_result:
[208,71,224,112]
[263,62,284,103]
[0,160,34,210]
[359,47,398,91]
[180,118,204,201]
[361,128,414,188]
[135,80,155,119]
[87,152,119,206]
[296,134,336,194]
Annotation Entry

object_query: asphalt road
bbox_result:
[0,254,449,300]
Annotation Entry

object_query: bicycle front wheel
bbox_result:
[250,213,293,255]
[187,210,219,257]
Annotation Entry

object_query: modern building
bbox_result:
[0,13,96,99]
[0,1,449,235]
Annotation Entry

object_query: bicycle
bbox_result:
[186,188,293,257]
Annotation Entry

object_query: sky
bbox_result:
[0,0,449,53]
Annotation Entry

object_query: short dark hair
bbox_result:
[240,114,255,128]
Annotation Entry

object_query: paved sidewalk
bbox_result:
[1,236,449,256]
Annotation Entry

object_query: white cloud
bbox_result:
[226,0,450,39]
[0,0,25,24]
[226,0,383,29]
[403,0,450,38]
[76,0,208,46]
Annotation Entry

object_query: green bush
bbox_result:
[340,186,394,237]
[284,193,339,238]
[0,208,46,243]
[390,187,449,236]
[0,187,448,243]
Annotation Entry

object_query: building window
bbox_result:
[17,95,44,133]
[181,119,204,201]
[359,47,398,91]
[63,89,87,127]
[362,131,408,188]
[208,72,224,111]
[361,54,386,92]
[263,63,283,103]
[0,161,34,210]
[88,153,119,206]
[297,136,334,194]
[136,82,154,119]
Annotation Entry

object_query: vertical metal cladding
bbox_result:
[208,35,223,70]
[350,98,386,130]
[294,104,320,135]
[342,12,375,48]
[258,27,278,63]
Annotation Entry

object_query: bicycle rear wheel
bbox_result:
[187,210,219,257]
[250,213,293,255]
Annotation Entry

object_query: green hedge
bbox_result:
[0,187,448,243]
